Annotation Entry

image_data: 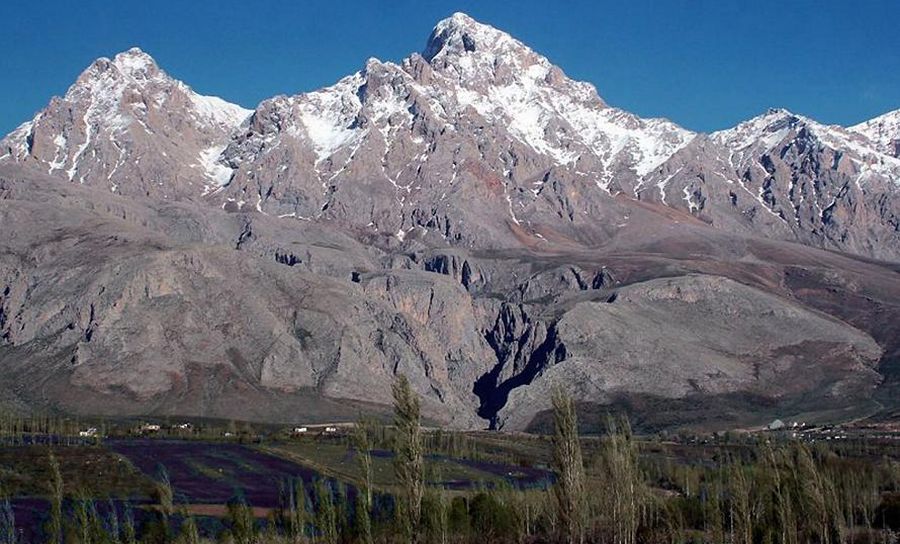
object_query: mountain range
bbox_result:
[1,13,898,431]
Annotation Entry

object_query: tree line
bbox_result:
[0,378,898,542]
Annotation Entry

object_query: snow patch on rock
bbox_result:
[198,145,233,190]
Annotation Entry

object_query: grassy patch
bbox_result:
[261,441,509,491]
[0,445,155,498]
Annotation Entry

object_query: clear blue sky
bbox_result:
[2,0,898,135]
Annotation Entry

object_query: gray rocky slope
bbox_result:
[1,13,899,431]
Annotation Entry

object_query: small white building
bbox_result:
[79,427,98,438]
[325,427,338,433]
[140,424,161,433]
[293,427,308,434]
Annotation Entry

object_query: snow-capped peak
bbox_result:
[849,109,900,157]
[711,108,809,152]
[419,13,693,178]
[0,47,251,193]
[423,12,557,89]
[713,107,900,177]
[75,47,165,92]
[59,48,248,128]
[424,12,521,62]
[111,47,158,79]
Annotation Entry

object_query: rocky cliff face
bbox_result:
[0,14,899,431]
[638,109,900,260]
[498,274,883,430]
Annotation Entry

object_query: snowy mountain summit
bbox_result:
[1,47,250,197]
[851,109,900,157]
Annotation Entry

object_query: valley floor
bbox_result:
[0,416,898,542]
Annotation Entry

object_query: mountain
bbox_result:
[850,109,900,157]
[0,48,251,198]
[0,14,898,432]
[637,108,900,260]
[214,12,694,248]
